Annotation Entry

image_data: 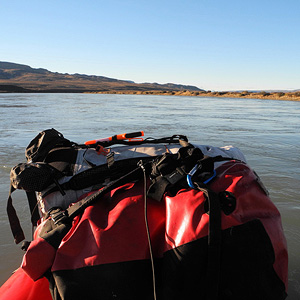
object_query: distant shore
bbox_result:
[1,84,299,101]
[89,90,300,101]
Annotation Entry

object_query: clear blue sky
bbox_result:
[1,0,299,91]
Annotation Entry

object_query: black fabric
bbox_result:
[8,161,64,244]
[162,219,287,300]
[44,147,78,175]
[39,217,71,249]
[45,219,286,300]
[147,146,204,201]
[48,259,163,300]
[25,129,75,163]
[10,162,63,192]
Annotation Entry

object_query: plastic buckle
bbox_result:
[96,145,109,156]
[50,210,68,225]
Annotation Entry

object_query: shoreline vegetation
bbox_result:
[89,90,300,101]
[1,87,299,102]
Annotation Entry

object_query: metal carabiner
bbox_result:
[187,163,217,189]
[187,163,200,189]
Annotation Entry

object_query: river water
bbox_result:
[0,93,299,298]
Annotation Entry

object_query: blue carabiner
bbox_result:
[187,164,217,189]
[187,163,200,189]
[203,169,217,184]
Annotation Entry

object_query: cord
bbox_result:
[140,162,157,300]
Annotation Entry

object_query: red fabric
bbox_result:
[164,161,288,287]
[0,268,52,300]
[19,160,287,291]
[53,183,166,270]
[22,236,56,281]
[211,162,288,286]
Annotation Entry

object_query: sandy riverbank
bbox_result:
[90,90,300,101]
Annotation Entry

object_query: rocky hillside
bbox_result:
[0,62,202,92]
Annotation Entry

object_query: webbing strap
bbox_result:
[43,156,156,197]
[7,188,40,245]
[26,191,40,226]
[7,185,25,244]
[207,190,222,300]
[52,163,151,224]
[195,183,221,300]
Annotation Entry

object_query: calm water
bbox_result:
[0,93,299,298]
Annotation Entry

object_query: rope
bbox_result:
[140,162,157,300]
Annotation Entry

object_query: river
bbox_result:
[0,93,299,299]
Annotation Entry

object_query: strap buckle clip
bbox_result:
[50,208,68,225]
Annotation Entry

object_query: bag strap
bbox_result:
[42,156,156,197]
[7,186,40,244]
[26,191,40,226]
[7,185,25,244]
[194,182,221,300]
[50,162,151,225]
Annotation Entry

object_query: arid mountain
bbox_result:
[0,62,202,92]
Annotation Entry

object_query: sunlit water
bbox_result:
[0,93,299,299]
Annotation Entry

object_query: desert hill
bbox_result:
[0,62,202,93]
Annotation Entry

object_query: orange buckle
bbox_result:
[96,145,110,156]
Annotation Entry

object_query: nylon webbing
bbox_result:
[7,185,25,244]
[26,191,40,226]
[43,156,156,197]
[63,163,151,222]
[195,184,222,300]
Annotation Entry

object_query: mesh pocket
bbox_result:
[10,163,60,192]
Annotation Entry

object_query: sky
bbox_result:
[1,0,299,91]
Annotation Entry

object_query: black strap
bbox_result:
[42,156,156,197]
[52,162,152,225]
[26,191,40,226]
[207,190,222,300]
[7,188,40,245]
[195,183,222,300]
[147,166,186,201]
[7,185,25,244]
[147,145,204,201]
